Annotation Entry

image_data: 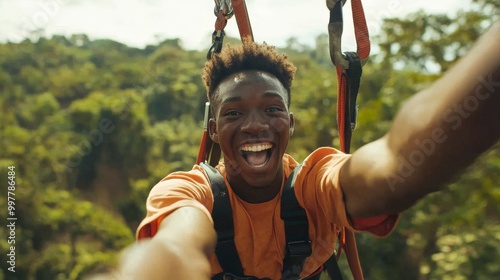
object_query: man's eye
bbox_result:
[224,110,241,116]
[266,106,283,113]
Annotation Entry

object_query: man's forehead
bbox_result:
[230,70,274,82]
[212,70,289,110]
[232,72,248,82]
[220,71,284,90]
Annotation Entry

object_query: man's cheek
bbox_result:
[270,118,289,133]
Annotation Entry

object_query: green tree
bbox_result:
[1,5,498,277]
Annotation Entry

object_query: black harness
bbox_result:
[200,162,344,280]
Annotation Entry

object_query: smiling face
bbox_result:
[209,70,294,203]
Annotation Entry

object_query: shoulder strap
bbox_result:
[202,162,340,280]
[280,164,312,279]
[324,254,344,279]
[200,162,245,277]
[281,164,344,280]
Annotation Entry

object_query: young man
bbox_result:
[123,22,500,279]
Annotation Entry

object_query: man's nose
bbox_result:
[240,111,269,135]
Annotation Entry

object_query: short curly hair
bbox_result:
[202,41,296,109]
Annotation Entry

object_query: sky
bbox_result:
[0,0,473,50]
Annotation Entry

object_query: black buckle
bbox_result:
[207,30,226,59]
[287,240,312,257]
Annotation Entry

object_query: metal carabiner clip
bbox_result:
[214,0,234,19]
[327,0,349,69]
[327,0,370,69]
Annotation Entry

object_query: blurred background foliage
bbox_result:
[0,1,499,279]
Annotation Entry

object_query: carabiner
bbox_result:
[327,0,349,69]
[327,0,369,69]
[214,0,234,19]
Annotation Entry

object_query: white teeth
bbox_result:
[240,143,272,152]
[252,162,266,168]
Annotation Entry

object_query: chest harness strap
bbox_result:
[201,163,326,280]
[201,162,245,278]
[281,164,312,280]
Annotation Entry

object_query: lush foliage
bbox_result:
[1,3,499,279]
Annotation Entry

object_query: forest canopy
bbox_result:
[0,2,499,279]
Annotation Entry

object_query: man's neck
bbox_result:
[226,166,284,204]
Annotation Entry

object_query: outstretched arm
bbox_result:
[341,22,500,218]
[119,206,216,279]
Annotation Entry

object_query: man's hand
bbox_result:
[117,207,216,280]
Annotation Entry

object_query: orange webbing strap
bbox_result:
[337,55,363,280]
[215,10,228,32]
[196,134,207,164]
[230,0,254,42]
[344,230,363,280]
[200,0,254,166]
[328,0,369,280]
[197,103,210,164]
[351,0,370,61]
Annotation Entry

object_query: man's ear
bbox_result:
[289,112,295,136]
[209,118,219,143]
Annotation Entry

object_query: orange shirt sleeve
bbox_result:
[295,147,398,237]
[136,165,214,239]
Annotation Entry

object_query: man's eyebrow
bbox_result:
[263,91,285,101]
[220,91,285,104]
[221,95,242,104]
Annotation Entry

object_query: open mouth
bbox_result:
[239,142,273,168]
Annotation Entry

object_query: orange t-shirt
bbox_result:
[137,147,398,279]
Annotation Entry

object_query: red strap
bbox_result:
[230,0,254,42]
[334,1,370,280]
[196,131,207,164]
[199,1,254,166]
[344,230,364,280]
[215,10,228,31]
[351,0,370,61]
